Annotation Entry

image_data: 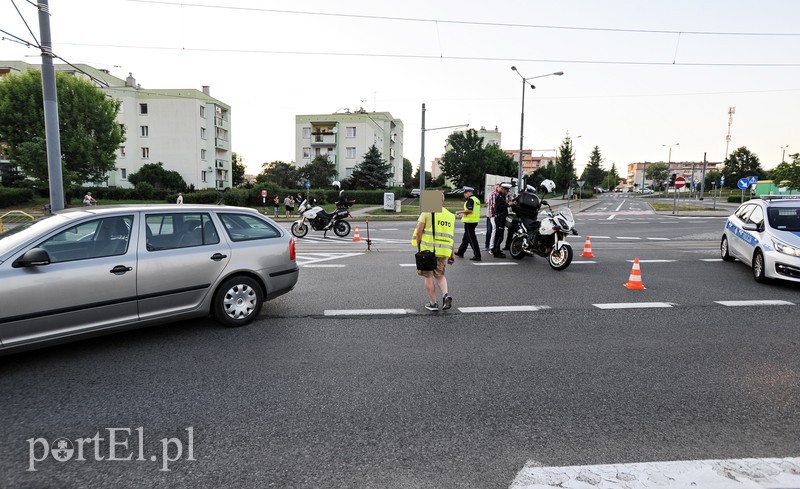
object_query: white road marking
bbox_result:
[646,237,671,240]
[303,264,346,268]
[296,252,363,266]
[715,300,795,307]
[399,264,417,267]
[606,215,615,220]
[626,259,676,263]
[472,262,519,266]
[701,258,723,261]
[324,308,409,316]
[510,457,800,489]
[614,201,626,212]
[593,302,674,309]
[458,305,550,313]
[617,236,641,240]
[571,260,597,264]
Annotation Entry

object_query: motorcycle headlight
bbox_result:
[773,239,800,257]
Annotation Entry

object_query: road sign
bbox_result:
[674,176,686,189]
[720,175,726,186]
[748,175,759,185]
[737,178,749,190]
[305,181,311,189]
[261,189,267,198]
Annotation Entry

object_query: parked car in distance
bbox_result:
[410,189,421,198]
[593,186,606,193]
[720,196,800,283]
[634,187,654,194]
[0,204,299,354]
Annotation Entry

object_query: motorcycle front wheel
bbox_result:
[333,220,351,237]
[548,243,573,271]
[291,222,309,238]
[509,236,526,260]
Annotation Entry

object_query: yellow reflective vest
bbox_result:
[411,209,456,258]
[461,196,481,223]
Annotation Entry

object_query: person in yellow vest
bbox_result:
[454,186,482,261]
[411,193,456,311]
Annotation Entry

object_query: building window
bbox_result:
[142,147,150,159]
[119,146,126,158]
[346,126,356,138]
[140,125,149,137]
[201,127,206,139]
[120,168,127,179]
[315,147,321,156]
[119,123,125,134]
[201,171,208,183]
[201,149,207,160]
[139,103,148,115]
[302,127,311,139]
[302,147,311,159]
[200,106,206,118]
[345,167,354,178]
[346,147,356,159]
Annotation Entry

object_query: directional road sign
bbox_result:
[737,178,749,190]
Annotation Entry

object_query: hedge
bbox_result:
[0,187,34,207]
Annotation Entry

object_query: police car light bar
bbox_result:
[760,195,800,201]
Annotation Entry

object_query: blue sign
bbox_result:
[720,175,726,185]
[305,180,311,189]
[737,178,749,190]
[748,175,759,185]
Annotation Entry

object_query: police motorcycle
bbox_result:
[290,181,355,238]
[506,180,579,271]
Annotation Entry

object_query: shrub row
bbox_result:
[0,187,34,207]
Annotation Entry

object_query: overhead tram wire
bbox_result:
[127,0,800,38]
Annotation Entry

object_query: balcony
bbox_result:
[311,133,336,145]
[216,159,227,169]
[215,138,229,150]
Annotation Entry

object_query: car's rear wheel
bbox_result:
[213,276,263,327]
[752,249,768,283]
[720,236,735,262]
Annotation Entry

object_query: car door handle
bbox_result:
[110,265,133,274]
[210,253,227,261]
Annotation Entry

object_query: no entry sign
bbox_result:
[674,176,686,189]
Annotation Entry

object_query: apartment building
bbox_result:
[627,161,722,191]
[504,149,557,176]
[295,109,404,186]
[0,61,232,190]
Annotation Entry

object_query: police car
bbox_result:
[720,196,800,283]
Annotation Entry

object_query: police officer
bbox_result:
[411,192,456,311]
[491,183,512,258]
[454,186,482,261]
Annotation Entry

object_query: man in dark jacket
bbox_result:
[491,183,512,258]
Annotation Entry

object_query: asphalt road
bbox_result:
[2,195,798,488]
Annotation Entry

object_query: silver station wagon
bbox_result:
[0,204,298,354]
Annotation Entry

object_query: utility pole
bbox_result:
[38,0,64,212]
[699,153,707,200]
[724,107,735,162]
[419,103,426,192]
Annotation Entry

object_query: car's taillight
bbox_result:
[289,238,296,261]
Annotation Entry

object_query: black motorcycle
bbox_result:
[290,198,355,238]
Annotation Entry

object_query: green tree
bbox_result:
[645,162,670,191]
[722,147,764,189]
[402,158,413,187]
[231,152,247,187]
[349,145,392,189]
[772,153,800,193]
[127,162,187,191]
[412,167,432,188]
[484,144,517,178]
[301,155,337,189]
[0,70,123,189]
[257,160,300,188]
[580,146,605,187]
[604,162,621,190]
[554,135,577,196]
[441,129,487,189]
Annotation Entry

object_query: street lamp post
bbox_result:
[419,103,468,192]
[511,67,563,188]
[662,142,679,190]
[781,145,789,163]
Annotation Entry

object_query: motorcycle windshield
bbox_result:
[559,208,575,227]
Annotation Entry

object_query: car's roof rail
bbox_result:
[760,195,800,201]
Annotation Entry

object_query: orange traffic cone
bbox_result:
[352,226,361,242]
[624,258,647,290]
[580,236,595,258]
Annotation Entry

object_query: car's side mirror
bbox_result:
[741,222,759,232]
[12,247,52,268]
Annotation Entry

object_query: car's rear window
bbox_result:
[768,207,800,232]
[218,213,281,241]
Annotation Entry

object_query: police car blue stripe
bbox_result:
[726,220,758,247]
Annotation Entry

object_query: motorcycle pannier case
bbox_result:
[515,193,540,218]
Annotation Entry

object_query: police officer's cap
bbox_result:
[462,186,475,193]
[500,183,513,189]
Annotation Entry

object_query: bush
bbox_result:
[0,187,34,207]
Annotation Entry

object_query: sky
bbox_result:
[2,0,799,177]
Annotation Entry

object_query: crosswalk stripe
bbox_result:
[593,302,674,309]
[458,305,550,313]
[715,300,795,307]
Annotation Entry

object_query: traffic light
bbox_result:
[669,173,677,186]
